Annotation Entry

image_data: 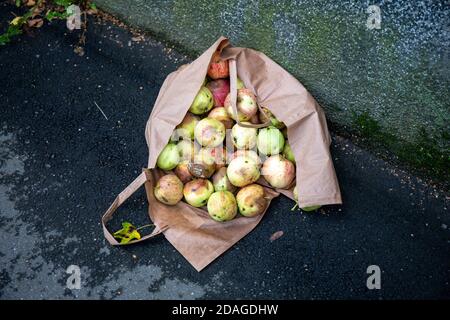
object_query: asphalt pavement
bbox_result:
[0,3,448,299]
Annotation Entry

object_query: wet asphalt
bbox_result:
[0,2,448,299]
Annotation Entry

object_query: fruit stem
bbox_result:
[291,203,298,211]
[136,224,154,231]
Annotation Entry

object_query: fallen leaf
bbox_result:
[28,18,43,28]
[10,16,22,26]
[87,3,98,15]
[32,7,44,17]
[74,45,85,56]
[131,35,144,42]
[269,230,284,242]
[26,0,36,7]
[113,222,141,244]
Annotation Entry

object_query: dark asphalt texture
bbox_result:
[0,3,449,299]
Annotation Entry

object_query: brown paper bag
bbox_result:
[102,36,342,271]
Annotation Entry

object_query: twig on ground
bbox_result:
[94,101,108,120]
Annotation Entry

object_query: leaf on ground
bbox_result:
[113,222,142,244]
[45,10,67,21]
[74,45,85,56]
[28,18,43,28]
[10,16,22,26]
[26,0,36,7]
[269,230,284,242]
[0,25,23,45]
[32,6,44,17]
[54,0,73,8]
[87,2,98,14]
[131,35,144,42]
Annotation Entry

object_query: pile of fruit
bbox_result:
[154,51,319,222]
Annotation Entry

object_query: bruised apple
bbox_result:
[231,122,257,150]
[236,77,245,89]
[212,167,237,193]
[230,149,262,168]
[207,51,229,79]
[261,155,295,189]
[208,107,234,129]
[189,86,214,115]
[207,191,237,222]
[236,184,267,217]
[171,113,199,141]
[282,141,295,163]
[174,160,193,184]
[227,155,260,187]
[197,146,227,170]
[259,107,285,129]
[257,127,285,156]
[293,186,321,212]
[156,143,180,170]
[224,89,258,122]
[194,118,225,147]
[187,159,215,179]
[183,179,214,207]
[154,174,184,205]
[207,79,230,107]
[177,140,198,161]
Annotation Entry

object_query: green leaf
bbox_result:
[0,25,22,46]
[15,0,21,7]
[113,222,142,244]
[45,10,68,21]
[10,16,22,26]
[54,0,73,8]
[0,34,10,46]
[90,2,97,10]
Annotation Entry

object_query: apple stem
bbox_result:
[136,224,154,231]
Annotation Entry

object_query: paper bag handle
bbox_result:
[101,170,168,246]
[228,59,271,129]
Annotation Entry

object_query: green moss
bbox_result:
[352,112,449,183]
[94,0,450,185]
[242,5,276,54]
[353,112,382,137]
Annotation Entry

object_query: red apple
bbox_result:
[207,51,229,79]
[207,79,230,107]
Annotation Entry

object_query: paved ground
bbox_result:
[0,3,448,299]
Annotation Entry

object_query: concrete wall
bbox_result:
[95,0,449,180]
